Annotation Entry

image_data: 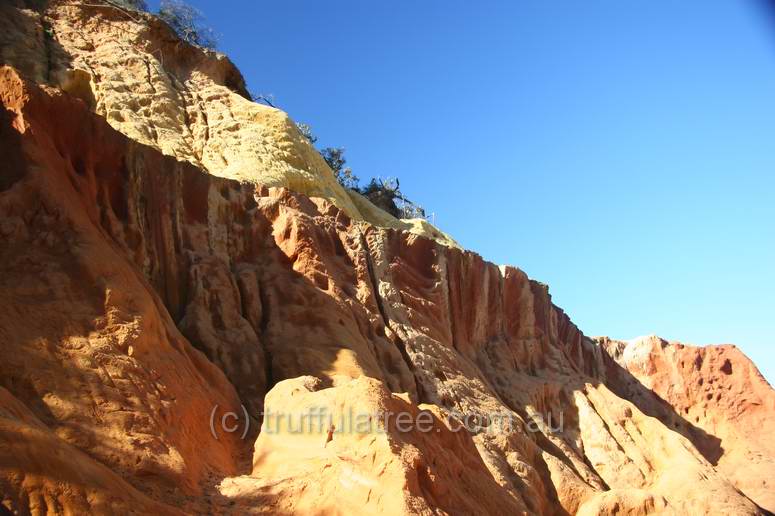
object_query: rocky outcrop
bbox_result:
[1,2,773,515]
[598,336,775,512]
[0,66,247,514]
[0,0,457,246]
[221,375,530,515]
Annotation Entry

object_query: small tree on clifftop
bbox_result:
[295,122,317,145]
[320,147,360,190]
[293,123,429,220]
[158,0,218,50]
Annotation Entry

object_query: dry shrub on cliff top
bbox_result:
[111,0,148,12]
[295,122,429,219]
[320,146,360,191]
[158,0,218,50]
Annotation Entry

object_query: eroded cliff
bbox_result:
[1,2,773,515]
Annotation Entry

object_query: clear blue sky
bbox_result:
[149,1,775,384]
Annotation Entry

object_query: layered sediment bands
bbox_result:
[2,66,772,515]
[0,0,459,245]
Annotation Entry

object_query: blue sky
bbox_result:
[150,1,775,383]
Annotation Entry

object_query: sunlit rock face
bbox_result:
[0,0,458,246]
[597,335,775,512]
[1,2,773,515]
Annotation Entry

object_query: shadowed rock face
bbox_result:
[0,3,773,516]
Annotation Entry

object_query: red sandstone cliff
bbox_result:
[0,2,773,515]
